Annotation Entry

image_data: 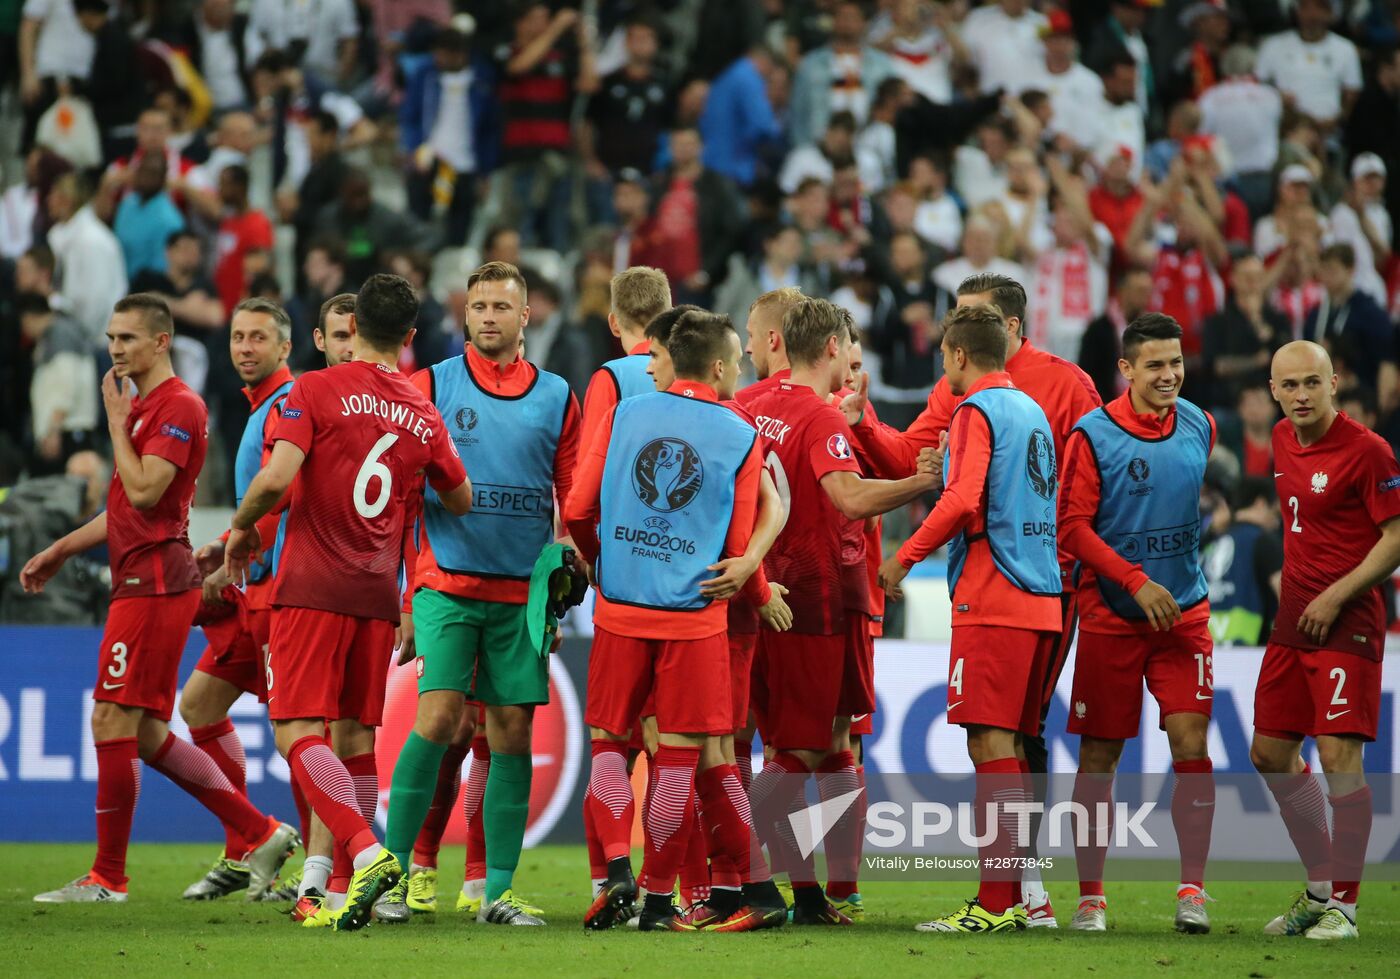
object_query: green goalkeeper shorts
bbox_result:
[412,588,549,707]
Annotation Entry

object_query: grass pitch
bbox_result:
[3,844,1397,977]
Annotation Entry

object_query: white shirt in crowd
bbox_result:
[885,27,955,104]
[1256,30,1361,122]
[1198,77,1283,174]
[429,69,476,174]
[1097,101,1146,177]
[960,4,1047,96]
[197,18,248,109]
[31,320,98,442]
[0,184,39,259]
[998,193,1055,256]
[933,255,1026,296]
[1036,62,1109,148]
[246,0,359,84]
[1027,226,1112,361]
[779,145,836,195]
[1253,209,1331,259]
[22,0,95,81]
[47,205,128,349]
[856,120,897,193]
[953,145,1008,208]
[281,91,364,190]
[1329,199,1392,306]
[914,195,963,253]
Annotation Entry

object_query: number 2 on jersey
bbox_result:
[354,433,399,519]
[1288,496,1302,534]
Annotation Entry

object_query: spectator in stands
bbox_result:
[1202,476,1283,647]
[19,291,96,475]
[1198,45,1282,219]
[73,0,142,162]
[98,107,213,222]
[1306,242,1398,406]
[1346,44,1400,222]
[482,225,522,268]
[1255,166,1329,261]
[1090,144,1144,264]
[289,236,350,370]
[1257,0,1361,131]
[871,0,966,106]
[1097,49,1145,166]
[960,0,1047,96]
[400,26,497,248]
[0,147,71,260]
[867,229,951,392]
[314,168,435,286]
[855,77,911,194]
[1221,384,1279,478]
[1167,0,1231,105]
[780,111,858,195]
[16,0,96,149]
[993,146,1053,261]
[1201,253,1291,409]
[14,243,56,301]
[129,229,223,390]
[255,50,376,196]
[584,14,670,178]
[648,126,745,306]
[1079,264,1152,402]
[44,172,126,349]
[1035,10,1108,154]
[282,109,347,255]
[1265,207,1325,335]
[907,156,962,255]
[1025,169,1111,360]
[953,117,1014,208]
[212,163,274,315]
[790,0,894,147]
[483,2,597,251]
[699,47,782,187]
[1329,152,1392,306]
[113,153,185,279]
[1084,0,1153,114]
[932,210,1024,296]
[246,0,359,88]
[157,0,254,111]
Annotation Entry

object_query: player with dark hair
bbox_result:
[1250,341,1400,940]
[878,303,1061,934]
[316,293,358,367]
[224,273,472,931]
[744,298,935,927]
[1058,313,1219,934]
[26,295,299,904]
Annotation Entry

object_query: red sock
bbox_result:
[639,750,659,888]
[290,775,311,852]
[1266,762,1332,883]
[1330,785,1372,905]
[1072,770,1114,898]
[287,735,377,858]
[90,737,140,888]
[678,787,711,904]
[974,757,1023,915]
[343,752,379,826]
[749,751,813,883]
[149,732,272,848]
[817,750,860,901]
[413,740,468,868]
[852,765,867,890]
[189,719,248,859]
[734,739,754,794]
[584,739,634,863]
[696,763,755,887]
[639,745,700,897]
[584,792,606,880]
[1171,759,1214,889]
[330,839,351,894]
[1017,758,1035,905]
[463,735,490,881]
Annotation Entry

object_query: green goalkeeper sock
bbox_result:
[385,731,449,874]
[484,751,532,904]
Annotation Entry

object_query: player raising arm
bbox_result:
[225,274,471,933]
[1250,341,1400,941]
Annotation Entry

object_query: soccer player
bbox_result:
[224,274,471,932]
[877,303,1062,934]
[1059,314,1218,934]
[381,261,582,926]
[579,266,672,454]
[1250,340,1400,940]
[842,273,1100,923]
[743,298,935,926]
[25,295,298,904]
[179,298,297,901]
[315,292,358,367]
[566,311,789,932]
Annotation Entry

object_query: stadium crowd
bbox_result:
[3,0,1400,596]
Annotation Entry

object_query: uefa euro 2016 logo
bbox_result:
[633,438,704,512]
[1025,429,1055,500]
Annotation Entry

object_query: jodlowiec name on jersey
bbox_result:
[338,393,436,443]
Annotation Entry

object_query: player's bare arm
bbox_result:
[225,439,307,581]
[104,370,179,510]
[19,512,108,594]
[700,469,785,599]
[757,583,792,631]
[1299,516,1400,643]
[433,475,473,516]
[820,468,935,521]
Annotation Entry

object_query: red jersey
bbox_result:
[108,376,207,600]
[723,397,771,635]
[894,373,1061,631]
[1059,394,1217,636]
[744,379,863,635]
[831,386,870,614]
[270,361,466,622]
[1271,412,1400,659]
[411,346,582,606]
[214,208,275,315]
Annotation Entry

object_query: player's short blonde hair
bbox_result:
[610,266,671,330]
[783,297,847,367]
[468,261,528,300]
[748,286,806,323]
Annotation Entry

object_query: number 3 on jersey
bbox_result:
[354,433,399,518]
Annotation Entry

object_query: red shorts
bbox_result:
[729,631,757,730]
[1068,619,1214,740]
[267,606,395,726]
[842,611,876,718]
[753,625,869,752]
[1254,642,1382,742]
[947,625,1059,736]
[586,627,731,737]
[194,599,272,701]
[95,591,202,722]
[850,713,873,737]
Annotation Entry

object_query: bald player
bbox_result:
[1251,341,1400,941]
